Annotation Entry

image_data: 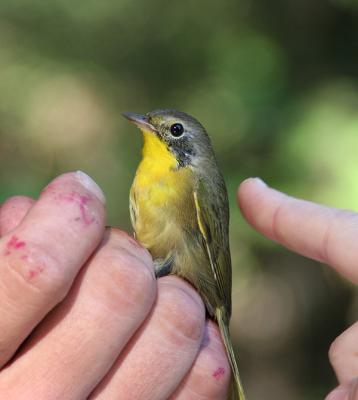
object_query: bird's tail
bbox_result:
[216,308,246,400]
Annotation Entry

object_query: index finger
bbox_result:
[238,178,358,284]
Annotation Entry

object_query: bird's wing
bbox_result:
[193,176,232,316]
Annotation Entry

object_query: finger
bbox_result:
[90,276,206,400]
[170,320,230,400]
[326,379,358,400]
[0,229,156,399]
[328,322,358,385]
[0,196,35,236]
[0,171,105,367]
[325,386,348,400]
[238,178,358,284]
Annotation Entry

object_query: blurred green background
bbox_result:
[1,0,358,398]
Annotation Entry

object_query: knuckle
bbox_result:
[271,199,286,241]
[97,245,156,313]
[328,335,345,368]
[107,228,153,266]
[4,239,69,302]
[158,279,205,342]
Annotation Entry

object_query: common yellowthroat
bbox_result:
[123,109,245,400]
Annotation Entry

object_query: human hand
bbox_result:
[0,171,230,400]
[238,178,358,400]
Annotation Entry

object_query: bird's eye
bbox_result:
[170,123,184,137]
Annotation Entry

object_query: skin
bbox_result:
[237,178,358,400]
[0,172,230,400]
[0,173,356,399]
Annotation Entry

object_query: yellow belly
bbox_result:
[130,130,196,260]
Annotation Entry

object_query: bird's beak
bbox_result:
[122,112,157,133]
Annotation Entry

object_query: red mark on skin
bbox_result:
[42,185,97,226]
[41,186,98,226]
[60,192,95,226]
[28,265,44,280]
[78,195,95,226]
[6,235,26,250]
[4,235,26,256]
[212,367,225,380]
[21,255,28,260]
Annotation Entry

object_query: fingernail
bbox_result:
[326,388,348,400]
[252,177,267,187]
[76,171,106,204]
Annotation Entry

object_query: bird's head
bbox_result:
[123,109,214,168]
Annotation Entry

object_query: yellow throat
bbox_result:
[131,129,195,256]
[138,130,177,179]
[134,130,194,201]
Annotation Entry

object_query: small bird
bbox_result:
[123,109,245,400]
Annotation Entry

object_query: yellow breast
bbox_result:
[130,130,196,258]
